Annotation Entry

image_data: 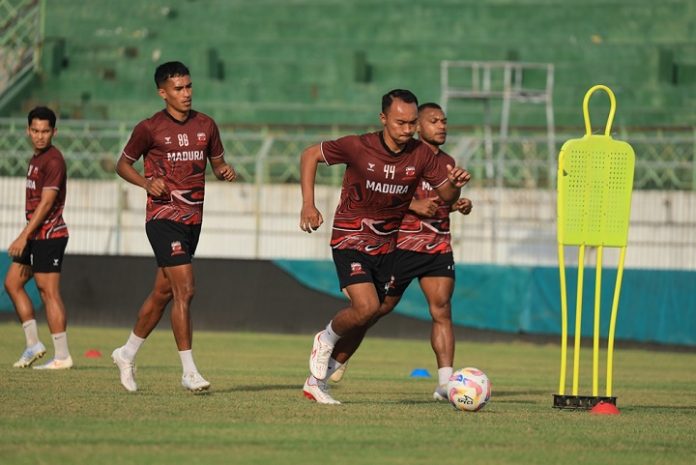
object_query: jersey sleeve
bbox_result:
[421,149,450,189]
[42,155,66,190]
[208,120,225,160]
[121,121,152,162]
[320,135,360,166]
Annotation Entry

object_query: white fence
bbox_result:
[1,118,695,269]
[1,177,694,270]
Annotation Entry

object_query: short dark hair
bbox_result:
[418,102,442,113]
[27,106,57,128]
[154,61,190,88]
[382,89,418,113]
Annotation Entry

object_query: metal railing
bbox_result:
[1,118,695,268]
[0,0,41,106]
[1,118,695,190]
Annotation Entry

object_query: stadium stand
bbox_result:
[1,1,694,348]
[2,0,695,127]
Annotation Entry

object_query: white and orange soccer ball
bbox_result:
[447,367,491,412]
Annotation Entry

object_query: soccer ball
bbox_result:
[447,367,491,412]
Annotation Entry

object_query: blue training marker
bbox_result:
[410,368,432,378]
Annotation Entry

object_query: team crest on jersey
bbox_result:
[367,163,375,172]
[350,262,366,276]
[170,241,185,256]
[196,132,207,146]
[405,166,416,177]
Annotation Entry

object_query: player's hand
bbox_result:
[446,164,471,188]
[452,197,473,215]
[300,204,324,233]
[144,178,168,197]
[410,198,439,217]
[8,236,28,258]
[215,164,237,182]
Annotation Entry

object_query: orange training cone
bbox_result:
[590,401,620,415]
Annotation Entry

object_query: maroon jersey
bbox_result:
[397,150,456,254]
[321,132,449,255]
[25,146,68,240]
[121,110,224,225]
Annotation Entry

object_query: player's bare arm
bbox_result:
[409,198,438,217]
[447,164,470,188]
[299,143,324,233]
[210,156,237,182]
[434,165,470,203]
[7,188,59,258]
[116,156,168,197]
[452,197,473,215]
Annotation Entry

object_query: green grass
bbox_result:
[1,322,695,465]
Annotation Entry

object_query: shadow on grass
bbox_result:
[214,384,301,393]
[66,364,183,370]
[494,389,550,397]
[621,405,696,413]
[340,399,435,405]
[488,399,537,405]
[67,365,118,371]
[340,399,500,408]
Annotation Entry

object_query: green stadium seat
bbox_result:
[3,0,693,127]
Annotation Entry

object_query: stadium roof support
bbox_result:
[441,60,555,262]
[440,60,556,186]
[0,0,43,112]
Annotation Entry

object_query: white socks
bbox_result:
[121,333,198,375]
[321,321,341,346]
[121,332,198,375]
[22,319,40,347]
[325,358,342,379]
[438,367,453,387]
[309,358,342,385]
[122,332,145,361]
[51,332,70,360]
[23,320,69,361]
[178,350,198,375]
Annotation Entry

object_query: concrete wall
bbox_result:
[14,254,448,341]
[1,177,694,269]
[3,254,691,349]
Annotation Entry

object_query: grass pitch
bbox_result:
[0,322,695,465]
